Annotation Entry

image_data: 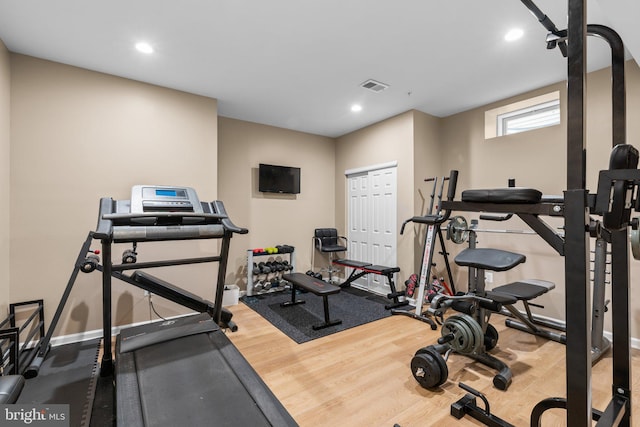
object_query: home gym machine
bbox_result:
[433,1,634,425]
[25,185,297,426]
[447,214,611,364]
[391,171,458,329]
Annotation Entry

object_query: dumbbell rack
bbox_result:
[246,248,295,296]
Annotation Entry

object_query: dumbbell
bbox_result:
[258,262,271,274]
[282,261,294,271]
[252,263,261,275]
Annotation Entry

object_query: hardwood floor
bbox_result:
[226,302,639,427]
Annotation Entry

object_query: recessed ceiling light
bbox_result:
[505,28,524,42]
[135,42,154,54]
[351,104,362,112]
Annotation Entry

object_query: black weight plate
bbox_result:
[424,347,448,387]
[411,353,444,389]
[484,323,499,351]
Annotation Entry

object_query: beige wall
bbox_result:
[0,40,9,318]
[10,54,218,336]
[3,48,639,344]
[218,117,335,286]
[412,111,447,275]
[440,60,640,339]
[335,111,417,285]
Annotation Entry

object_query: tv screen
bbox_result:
[259,163,300,194]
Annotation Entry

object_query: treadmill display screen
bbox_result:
[156,189,178,197]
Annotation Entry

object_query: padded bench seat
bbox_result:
[455,248,526,272]
[331,259,405,309]
[490,279,555,301]
[0,375,25,404]
[461,188,542,204]
[282,272,342,330]
[333,259,372,269]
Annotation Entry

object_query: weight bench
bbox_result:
[489,279,565,343]
[460,187,564,343]
[282,272,342,330]
[331,259,407,309]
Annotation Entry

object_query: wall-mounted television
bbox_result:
[259,163,301,194]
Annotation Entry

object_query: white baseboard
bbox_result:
[47,312,198,347]
[45,310,640,351]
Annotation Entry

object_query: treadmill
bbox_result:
[38,185,296,426]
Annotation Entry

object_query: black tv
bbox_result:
[259,163,301,194]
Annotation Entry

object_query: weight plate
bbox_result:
[455,313,484,354]
[424,347,448,387]
[484,323,499,351]
[411,353,444,389]
[447,216,469,244]
[443,314,483,354]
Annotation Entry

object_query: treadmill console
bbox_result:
[130,185,203,214]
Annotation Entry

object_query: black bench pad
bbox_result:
[333,259,372,269]
[462,188,542,204]
[333,259,400,275]
[0,375,25,404]
[455,248,526,271]
[484,292,518,306]
[491,280,555,301]
[283,273,340,295]
[366,265,401,274]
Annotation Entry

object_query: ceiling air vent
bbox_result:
[360,79,389,92]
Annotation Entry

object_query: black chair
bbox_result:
[312,228,347,282]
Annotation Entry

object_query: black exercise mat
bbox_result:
[241,287,391,343]
[17,339,101,427]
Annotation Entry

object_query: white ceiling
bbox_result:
[0,0,637,137]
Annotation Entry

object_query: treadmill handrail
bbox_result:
[211,200,249,235]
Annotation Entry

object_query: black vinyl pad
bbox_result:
[454,248,526,271]
[491,281,554,301]
[366,265,401,274]
[283,273,341,295]
[333,259,372,269]
[461,188,542,204]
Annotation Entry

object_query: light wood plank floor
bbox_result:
[226,302,639,427]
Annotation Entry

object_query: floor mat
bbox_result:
[17,339,101,427]
[242,286,391,343]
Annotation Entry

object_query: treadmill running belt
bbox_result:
[116,317,296,426]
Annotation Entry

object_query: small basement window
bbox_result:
[497,99,560,136]
[485,91,560,139]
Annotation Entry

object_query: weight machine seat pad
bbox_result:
[490,280,555,301]
[461,188,542,204]
[483,292,518,306]
[454,248,526,272]
[0,375,25,404]
[283,273,340,295]
[333,259,372,269]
